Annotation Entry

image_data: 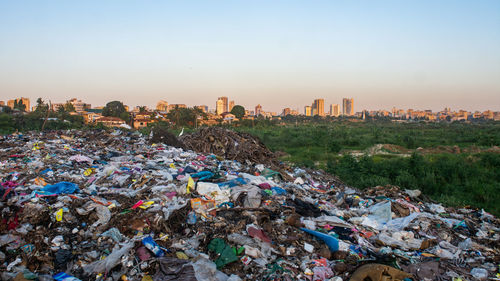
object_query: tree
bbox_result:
[64,102,76,112]
[166,107,197,127]
[102,101,129,122]
[138,106,147,113]
[230,105,245,119]
[35,98,49,114]
[16,99,26,112]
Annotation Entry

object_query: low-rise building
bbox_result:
[96,116,126,127]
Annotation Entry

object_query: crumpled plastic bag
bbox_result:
[197,182,230,205]
[34,182,80,196]
[230,185,262,208]
[69,154,93,164]
[192,258,241,281]
[100,228,125,243]
[83,241,134,274]
[153,257,196,281]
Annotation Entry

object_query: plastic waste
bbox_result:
[208,238,239,269]
[100,227,125,243]
[34,182,80,196]
[301,228,339,252]
[142,236,165,257]
[405,189,421,198]
[83,241,135,273]
[366,201,392,227]
[470,268,488,280]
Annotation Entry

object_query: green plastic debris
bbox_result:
[208,238,239,269]
[261,168,279,179]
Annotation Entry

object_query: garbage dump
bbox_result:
[0,129,499,281]
[180,127,279,168]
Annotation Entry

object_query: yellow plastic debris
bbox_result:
[176,251,189,260]
[186,177,195,194]
[55,209,63,222]
[138,201,155,209]
[84,168,93,176]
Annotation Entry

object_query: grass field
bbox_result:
[235,120,500,216]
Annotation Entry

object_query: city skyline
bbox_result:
[1,1,499,111]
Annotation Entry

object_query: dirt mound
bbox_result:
[180,127,278,166]
[150,126,185,148]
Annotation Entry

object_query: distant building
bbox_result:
[51,103,64,111]
[342,98,354,116]
[82,112,103,124]
[312,99,325,116]
[255,104,262,116]
[217,97,228,113]
[330,104,340,117]
[96,116,126,127]
[195,105,208,112]
[216,99,224,115]
[0,101,4,106]
[304,106,312,116]
[133,113,155,129]
[282,108,291,116]
[229,100,235,112]
[167,104,187,113]
[68,98,91,112]
[221,112,236,123]
[7,97,30,112]
[156,100,169,111]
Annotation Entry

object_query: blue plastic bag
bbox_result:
[34,182,80,196]
[54,272,81,281]
[191,171,214,181]
[142,236,165,257]
[301,228,339,252]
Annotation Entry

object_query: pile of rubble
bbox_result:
[0,129,498,281]
[180,127,279,168]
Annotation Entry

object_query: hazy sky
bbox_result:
[1,0,499,112]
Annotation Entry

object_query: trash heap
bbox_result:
[0,129,499,281]
[181,127,279,168]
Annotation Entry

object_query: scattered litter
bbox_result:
[0,129,497,280]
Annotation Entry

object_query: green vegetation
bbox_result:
[230,105,245,119]
[102,100,130,122]
[0,98,85,134]
[327,153,500,216]
[166,106,206,127]
[234,121,500,216]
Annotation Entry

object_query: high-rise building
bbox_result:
[7,97,30,112]
[304,106,312,116]
[255,104,262,116]
[330,104,340,117]
[216,99,224,115]
[217,97,228,113]
[156,100,168,111]
[229,100,234,112]
[342,98,354,116]
[312,99,325,116]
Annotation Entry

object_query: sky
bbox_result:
[1,0,499,112]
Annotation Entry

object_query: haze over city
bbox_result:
[1,0,499,111]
